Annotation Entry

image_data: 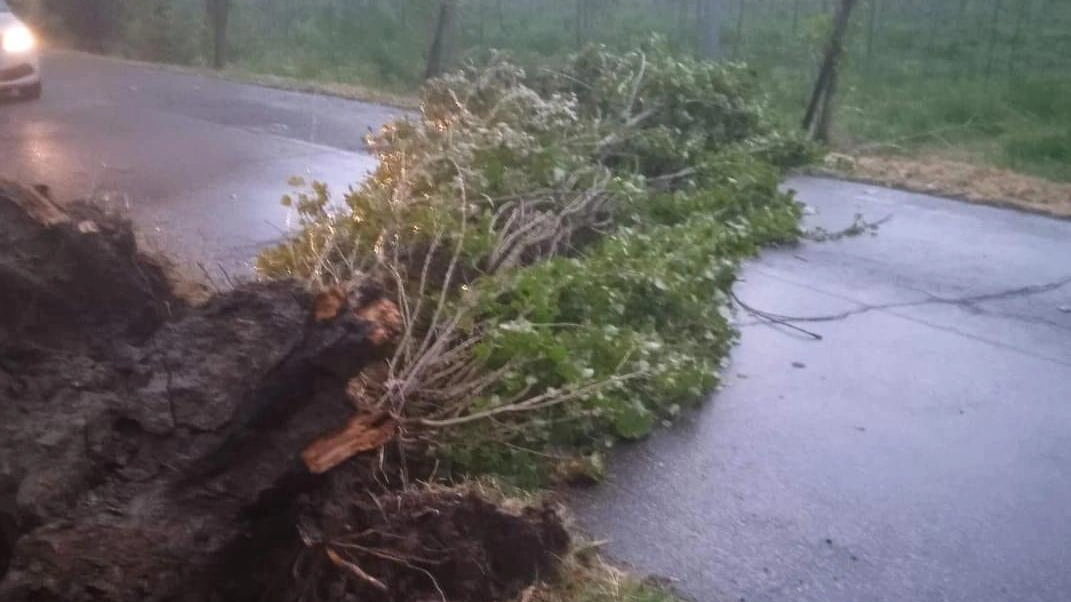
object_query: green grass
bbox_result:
[735,1,1071,181]
[232,0,1071,183]
[536,550,686,602]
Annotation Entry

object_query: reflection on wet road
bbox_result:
[0,51,401,273]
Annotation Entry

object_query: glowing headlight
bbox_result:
[2,25,36,53]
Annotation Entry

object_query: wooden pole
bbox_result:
[802,0,861,142]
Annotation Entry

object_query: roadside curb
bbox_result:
[803,167,1071,222]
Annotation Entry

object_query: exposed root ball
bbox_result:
[0,180,568,602]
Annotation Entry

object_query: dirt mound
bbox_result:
[0,180,567,601]
[0,181,175,348]
[297,488,570,602]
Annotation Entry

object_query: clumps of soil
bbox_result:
[294,488,570,602]
[0,179,569,601]
[0,181,175,347]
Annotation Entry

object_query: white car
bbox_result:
[0,0,40,100]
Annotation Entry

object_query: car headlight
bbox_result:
[2,25,36,53]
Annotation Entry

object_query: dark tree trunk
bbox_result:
[803,0,861,142]
[425,0,457,80]
[206,0,231,69]
[814,52,843,143]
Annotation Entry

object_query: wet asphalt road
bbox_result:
[4,52,1071,602]
[0,51,400,272]
[573,179,1071,602]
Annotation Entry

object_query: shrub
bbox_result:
[259,41,813,485]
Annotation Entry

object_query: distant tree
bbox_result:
[802,0,860,142]
[425,0,457,80]
[205,0,230,69]
[42,0,122,52]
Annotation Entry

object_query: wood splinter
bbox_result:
[302,412,397,474]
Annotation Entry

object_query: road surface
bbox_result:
[0,51,399,273]
[4,52,1071,602]
[573,179,1071,602]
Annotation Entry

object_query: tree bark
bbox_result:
[814,51,843,143]
[206,0,231,69]
[802,0,861,142]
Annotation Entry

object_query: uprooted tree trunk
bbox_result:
[0,180,566,602]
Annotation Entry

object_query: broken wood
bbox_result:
[354,297,404,347]
[0,180,69,226]
[302,412,397,474]
[313,286,348,322]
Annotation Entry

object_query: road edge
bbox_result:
[804,167,1071,222]
[48,49,420,110]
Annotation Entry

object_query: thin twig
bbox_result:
[412,372,645,429]
[730,290,824,340]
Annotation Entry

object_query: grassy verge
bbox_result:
[806,74,1071,185]
[534,553,684,602]
[814,152,1071,219]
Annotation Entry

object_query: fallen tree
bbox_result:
[260,39,815,484]
[1,41,816,601]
